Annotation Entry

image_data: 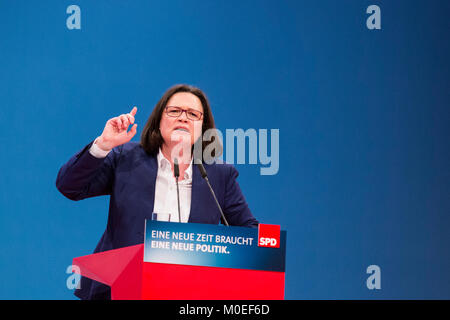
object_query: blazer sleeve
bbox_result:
[55,141,119,201]
[222,165,259,228]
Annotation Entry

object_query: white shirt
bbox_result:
[89,140,192,223]
[152,149,192,223]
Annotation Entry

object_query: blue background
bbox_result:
[0,0,449,299]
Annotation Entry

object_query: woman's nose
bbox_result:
[178,110,189,121]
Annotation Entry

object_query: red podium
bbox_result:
[72,221,286,300]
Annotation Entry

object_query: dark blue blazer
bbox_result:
[56,141,258,299]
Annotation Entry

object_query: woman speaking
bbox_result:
[56,84,259,299]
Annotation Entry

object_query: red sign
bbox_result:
[258,224,280,248]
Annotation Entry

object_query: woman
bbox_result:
[56,84,259,299]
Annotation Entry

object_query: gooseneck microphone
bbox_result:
[196,162,230,226]
[173,158,181,223]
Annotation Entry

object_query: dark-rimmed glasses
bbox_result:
[165,106,203,121]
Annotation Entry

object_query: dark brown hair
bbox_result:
[140,84,222,159]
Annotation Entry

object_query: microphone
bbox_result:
[195,162,229,226]
[174,158,181,223]
[174,158,180,177]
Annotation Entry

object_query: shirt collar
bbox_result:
[157,148,193,180]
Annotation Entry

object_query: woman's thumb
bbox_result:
[127,123,138,139]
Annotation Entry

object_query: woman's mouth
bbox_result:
[174,127,190,133]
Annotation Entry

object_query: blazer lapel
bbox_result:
[142,153,158,219]
[188,163,204,223]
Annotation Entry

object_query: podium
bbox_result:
[72,221,286,300]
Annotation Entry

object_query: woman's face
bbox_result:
[159,92,204,151]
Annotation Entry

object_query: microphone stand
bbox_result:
[196,162,230,226]
[174,158,182,223]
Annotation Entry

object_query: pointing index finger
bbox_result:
[130,106,137,117]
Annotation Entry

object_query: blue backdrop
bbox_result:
[0,0,449,299]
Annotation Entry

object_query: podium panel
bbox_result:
[73,221,287,300]
[142,263,284,300]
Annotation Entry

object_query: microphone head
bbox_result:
[196,162,208,179]
[173,158,180,178]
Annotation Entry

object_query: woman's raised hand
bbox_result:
[95,107,138,151]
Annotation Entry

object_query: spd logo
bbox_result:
[258,224,280,248]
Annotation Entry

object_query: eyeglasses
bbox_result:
[165,106,203,121]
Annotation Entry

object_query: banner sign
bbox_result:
[143,220,286,272]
